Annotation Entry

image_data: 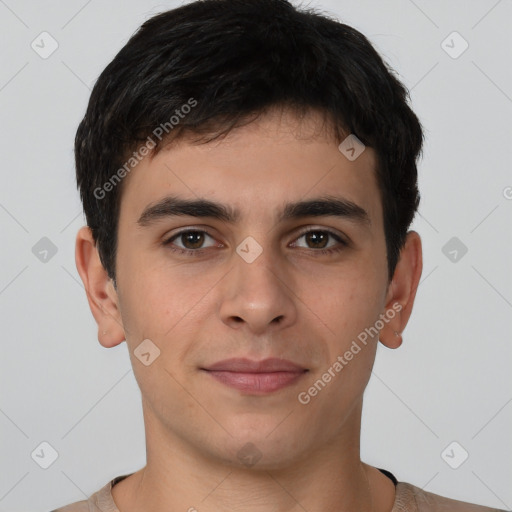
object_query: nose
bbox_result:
[218,246,298,335]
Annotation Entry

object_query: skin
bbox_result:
[76,107,422,512]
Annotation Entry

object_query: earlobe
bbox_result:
[379,231,423,349]
[75,226,126,348]
[378,303,403,349]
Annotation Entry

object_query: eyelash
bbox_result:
[162,228,348,257]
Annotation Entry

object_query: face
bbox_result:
[113,108,394,468]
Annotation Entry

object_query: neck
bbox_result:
[112,400,394,512]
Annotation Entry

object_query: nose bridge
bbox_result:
[237,239,282,295]
[219,234,297,332]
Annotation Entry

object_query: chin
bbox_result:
[212,430,308,472]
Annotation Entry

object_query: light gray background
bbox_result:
[0,0,511,510]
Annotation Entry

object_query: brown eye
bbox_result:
[163,229,217,255]
[291,229,347,254]
[178,231,206,249]
[303,231,329,249]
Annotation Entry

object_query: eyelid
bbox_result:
[163,225,349,253]
[163,226,220,247]
[164,224,347,242]
[293,225,348,243]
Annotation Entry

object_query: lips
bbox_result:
[203,357,306,373]
[201,358,308,393]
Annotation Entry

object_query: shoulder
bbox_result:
[49,479,116,512]
[394,481,507,512]
[50,499,90,512]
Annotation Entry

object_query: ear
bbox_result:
[379,230,423,349]
[75,226,126,348]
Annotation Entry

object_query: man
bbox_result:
[53,0,505,510]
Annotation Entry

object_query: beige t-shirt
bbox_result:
[51,471,506,512]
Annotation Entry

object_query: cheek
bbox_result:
[313,265,385,340]
[115,254,170,350]
[116,255,220,364]
[118,276,178,343]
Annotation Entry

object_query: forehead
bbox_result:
[117,108,383,231]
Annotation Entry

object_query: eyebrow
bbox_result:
[137,194,371,228]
